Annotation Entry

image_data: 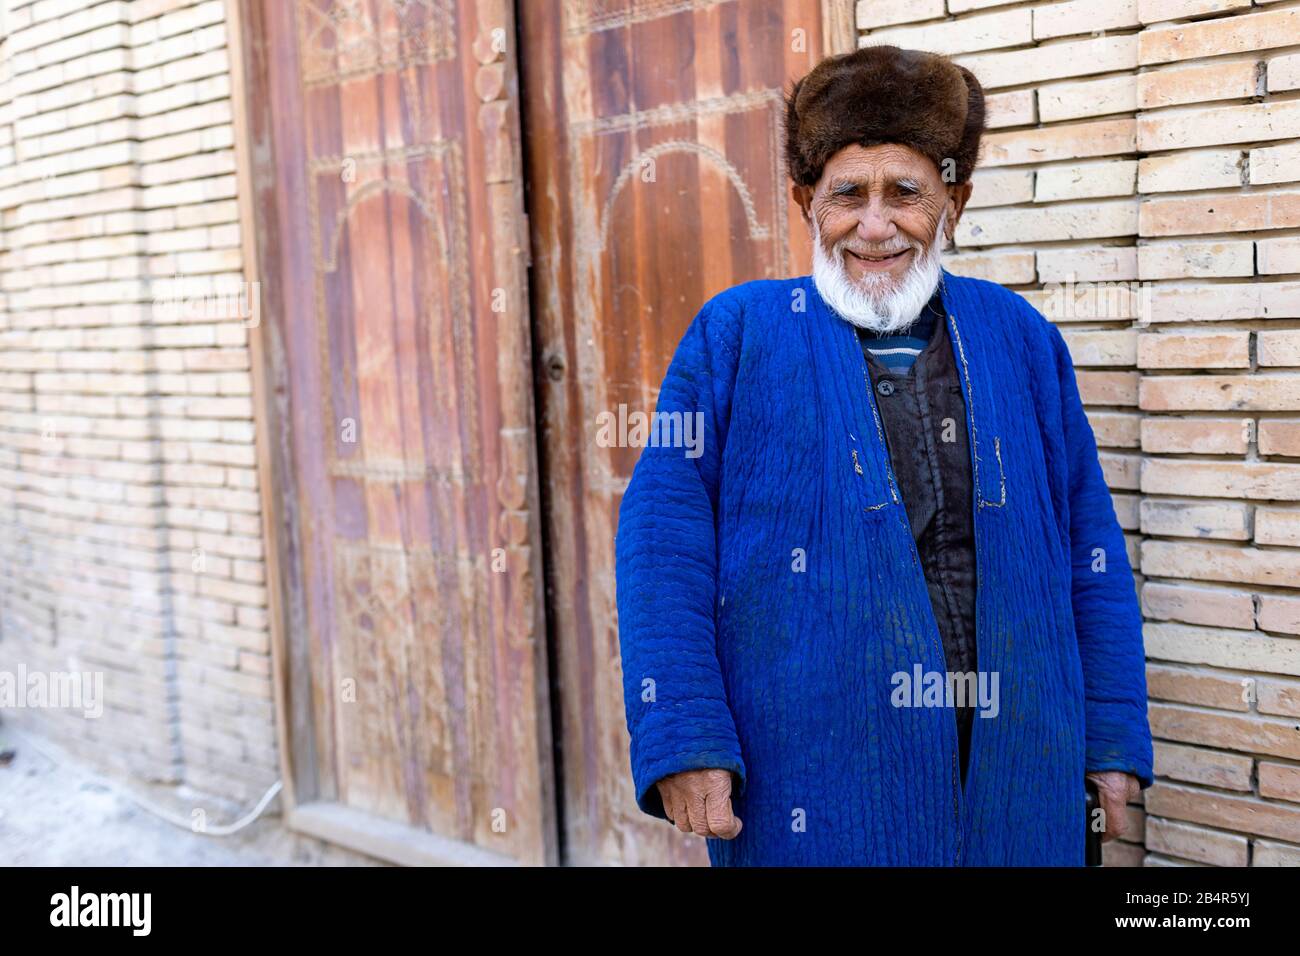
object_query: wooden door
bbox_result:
[235,0,555,865]
[519,0,848,866]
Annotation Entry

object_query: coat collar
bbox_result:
[936,270,1008,510]
[804,269,1007,513]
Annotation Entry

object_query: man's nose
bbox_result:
[856,202,897,245]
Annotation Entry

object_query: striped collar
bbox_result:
[856,285,946,372]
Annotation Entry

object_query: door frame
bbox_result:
[223,0,552,866]
[223,0,305,840]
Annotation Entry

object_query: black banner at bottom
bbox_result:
[0,863,1282,940]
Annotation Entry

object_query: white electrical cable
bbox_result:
[7,727,283,837]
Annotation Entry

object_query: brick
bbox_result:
[957,200,1137,247]
[956,36,1138,90]
[1141,373,1300,410]
[1258,237,1300,275]
[1035,160,1137,202]
[985,89,1037,129]
[1139,59,1262,109]
[982,119,1136,167]
[1103,450,1142,489]
[1145,817,1249,866]
[1254,840,1300,866]
[1091,411,1141,448]
[1137,149,1243,193]
[863,8,1033,57]
[1136,331,1250,367]
[1145,280,1300,319]
[1259,330,1300,367]
[1142,540,1300,586]
[1141,458,1300,500]
[944,250,1037,285]
[1154,742,1253,791]
[1034,0,1139,41]
[1037,247,1138,282]
[236,605,269,631]
[1139,100,1300,151]
[1250,142,1300,187]
[1142,582,1256,629]
[948,0,1016,10]
[1139,0,1252,23]
[1259,420,1300,456]
[1256,508,1300,547]
[1139,498,1249,539]
[1039,74,1138,123]
[1079,370,1140,405]
[1140,8,1300,65]
[1270,53,1300,93]
[1146,663,1253,711]
[1258,676,1300,714]
[1139,188,1300,235]
[1061,329,1137,366]
[1149,701,1300,753]
[1138,416,1248,455]
[1260,762,1300,803]
[1138,240,1253,279]
[855,0,945,30]
[968,168,1035,208]
[1257,597,1300,642]
[236,649,271,676]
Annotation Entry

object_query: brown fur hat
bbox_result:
[784,45,986,187]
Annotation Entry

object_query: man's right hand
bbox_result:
[655,768,743,839]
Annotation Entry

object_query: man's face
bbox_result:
[796,143,968,289]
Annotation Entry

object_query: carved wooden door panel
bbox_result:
[242,0,554,864]
[519,0,838,866]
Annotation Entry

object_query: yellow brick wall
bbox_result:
[859,0,1300,866]
[0,0,276,805]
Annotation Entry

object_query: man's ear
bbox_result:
[791,183,813,225]
[945,181,973,240]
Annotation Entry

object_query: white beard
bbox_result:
[811,210,947,334]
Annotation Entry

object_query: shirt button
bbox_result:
[876,379,895,397]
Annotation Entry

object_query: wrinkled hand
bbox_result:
[1087,770,1141,843]
[655,768,743,839]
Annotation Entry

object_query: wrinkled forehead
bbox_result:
[816,142,942,192]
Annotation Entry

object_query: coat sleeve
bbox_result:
[614,298,747,820]
[1047,321,1154,789]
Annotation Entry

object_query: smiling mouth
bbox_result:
[846,248,909,264]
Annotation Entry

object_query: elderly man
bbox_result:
[614,45,1153,866]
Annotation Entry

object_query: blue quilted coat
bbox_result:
[615,270,1153,866]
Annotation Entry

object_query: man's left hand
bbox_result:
[1086,770,1141,843]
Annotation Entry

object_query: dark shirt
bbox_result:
[857,287,979,787]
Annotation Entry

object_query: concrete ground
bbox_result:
[0,723,383,866]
